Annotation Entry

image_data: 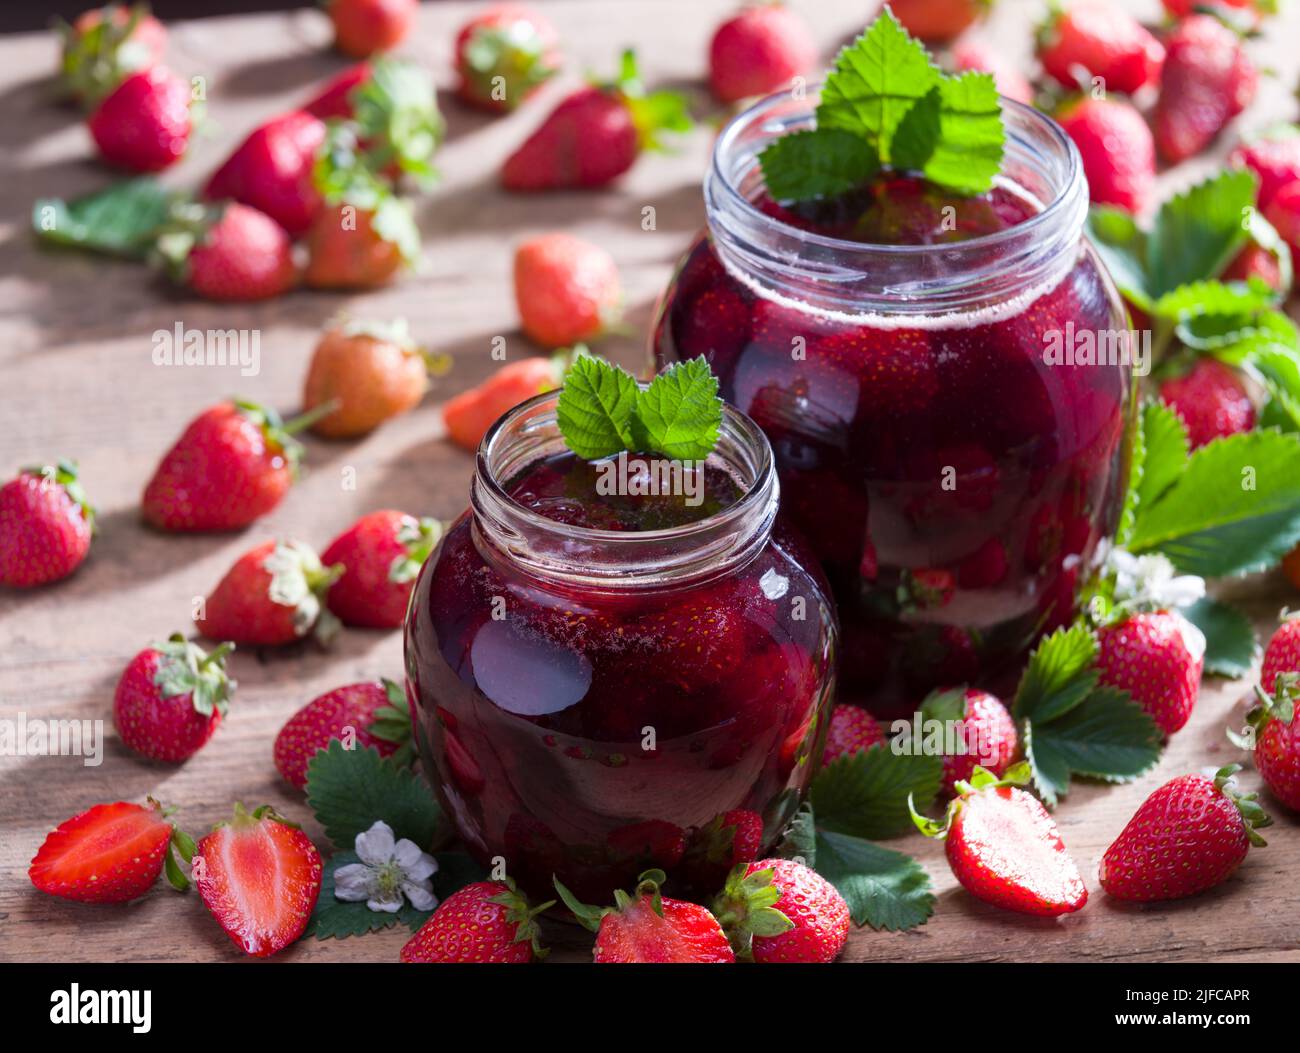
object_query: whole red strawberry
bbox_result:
[57,3,169,104]
[196,539,342,646]
[304,201,414,289]
[1100,765,1270,901]
[1057,95,1155,213]
[1264,182,1300,259]
[322,510,442,629]
[559,869,735,963]
[1162,0,1263,17]
[1221,242,1285,291]
[274,679,411,789]
[304,63,372,119]
[682,809,764,891]
[919,687,1018,795]
[328,0,416,59]
[454,4,561,112]
[87,65,189,172]
[442,355,562,451]
[515,233,621,348]
[1239,673,1300,811]
[502,50,689,191]
[1037,0,1164,95]
[708,4,816,103]
[914,764,1088,916]
[29,798,192,903]
[888,0,988,43]
[0,461,94,587]
[1096,609,1206,735]
[204,110,327,235]
[1261,615,1300,704]
[402,878,551,962]
[1154,15,1256,164]
[113,634,235,762]
[714,858,849,963]
[194,803,322,957]
[1230,126,1300,211]
[1159,358,1256,450]
[143,400,325,531]
[160,202,298,302]
[821,704,884,764]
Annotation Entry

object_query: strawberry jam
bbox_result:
[652,94,1135,716]
[404,393,837,901]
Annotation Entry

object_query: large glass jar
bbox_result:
[652,94,1135,717]
[404,392,837,902]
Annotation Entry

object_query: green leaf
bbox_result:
[305,741,446,852]
[758,127,880,202]
[556,355,639,460]
[631,356,723,460]
[1154,279,1277,324]
[1117,402,1145,547]
[1128,429,1300,577]
[1086,205,1153,308]
[817,9,941,165]
[813,830,935,931]
[893,73,1003,194]
[775,802,817,867]
[1134,399,1190,520]
[1181,597,1258,678]
[810,745,944,840]
[304,850,436,940]
[1012,624,1098,723]
[33,178,175,258]
[1147,169,1257,297]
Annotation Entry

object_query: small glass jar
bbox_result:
[404,392,837,902]
[652,92,1135,717]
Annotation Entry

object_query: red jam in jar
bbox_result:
[404,392,837,901]
[652,93,1135,716]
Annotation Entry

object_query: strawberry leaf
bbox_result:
[812,830,935,931]
[1146,169,1257,297]
[1133,399,1190,520]
[810,745,943,840]
[1086,204,1154,309]
[1012,624,1098,723]
[33,178,175,259]
[304,849,435,939]
[1181,597,1257,678]
[775,802,817,866]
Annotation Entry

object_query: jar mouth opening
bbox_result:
[474,387,777,551]
[710,87,1083,259]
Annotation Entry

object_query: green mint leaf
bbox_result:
[892,72,1003,194]
[1181,597,1258,678]
[1128,429,1300,577]
[33,178,175,259]
[1147,169,1257,297]
[305,741,447,852]
[810,744,944,840]
[818,9,941,166]
[1133,399,1190,524]
[304,850,435,940]
[631,357,723,460]
[775,802,817,867]
[556,356,639,459]
[812,830,935,931]
[1086,205,1154,309]
[1012,624,1098,723]
[758,127,880,202]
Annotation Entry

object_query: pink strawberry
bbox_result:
[1230,126,1300,210]
[951,35,1033,105]
[1057,95,1155,213]
[514,233,622,348]
[1037,0,1164,95]
[502,50,689,190]
[86,65,190,171]
[273,679,411,789]
[401,879,552,962]
[821,704,885,765]
[454,4,561,112]
[1264,181,1300,259]
[1099,765,1270,901]
[321,510,442,629]
[921,687,1018,795]
[714,858,850,963]
[204,110,327,234]
[161,202,298,302]
[914,764,1089,916]
[558,870,735,963]
[708,4,816,103]
[1159,358,1256,450]
[113,634,235,762]
[194,804,322,957]
[0,461,94,587]
[1154,15,1256,164]
[196,540,342,647]
[1095,610,1205,735]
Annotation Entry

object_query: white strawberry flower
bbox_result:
[333,820,438,913]
[1106,548,1205,611]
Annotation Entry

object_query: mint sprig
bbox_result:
[556,356,723,462]
[758,9,1004,202]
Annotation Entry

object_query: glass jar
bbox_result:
[404,391,837,902]
[652,93,1135,718]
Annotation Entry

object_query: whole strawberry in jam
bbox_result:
[0,461,94,587]
[321,510,442,629]
[454,4,561,112]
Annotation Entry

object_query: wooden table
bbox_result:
[2,0,1298,964]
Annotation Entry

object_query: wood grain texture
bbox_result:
[1,0,1298,964]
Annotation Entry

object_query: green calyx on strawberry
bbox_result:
[24,459,96,533]
[556,868,672,932]
[909,761,1034,838]
[56,3,157,106]
[152,632,235,718]
[265,540,345,642]
[228,397,339,477]
[604,49,692,154]
[388,517,444,584]
[710,863,796,960]
[347,57,445,185]
[313,127,422,266]
[1230,673,1298,749]
[369,678,416,763]
[458,12,560,110]
[1209,763,1273,848]
[481,876,553,959]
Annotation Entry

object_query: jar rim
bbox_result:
[709,86,1085,260]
